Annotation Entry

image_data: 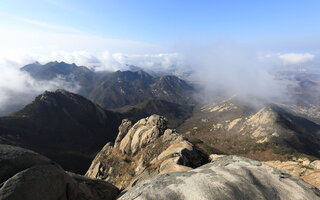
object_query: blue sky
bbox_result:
[0,0,319,70]
[0,0,319,112]
[1,0,319,43]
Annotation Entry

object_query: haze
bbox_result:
[0,0,319,114]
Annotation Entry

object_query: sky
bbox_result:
[0,0,319,42]
[1,1,320,48]
[0,0,319,69]
[0,0,319,114]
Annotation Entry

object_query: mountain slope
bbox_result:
[178,97,320,161]
[116,99,194,128]
[89,70,195,109]
[0,89,123,173]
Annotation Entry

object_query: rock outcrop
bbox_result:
[210,154,320,190]
[85,115,206,190]
[265,157,320,190]
[0,144,118,200]
[119,155,320,200]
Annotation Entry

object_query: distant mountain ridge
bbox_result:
[21,61,95,96]
[21,61,93,80]
[178,97,320,160]
[21,61,195,109]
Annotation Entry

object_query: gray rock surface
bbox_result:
[0,144,52,183]
[0,144,119,200]
[119,155,320,200]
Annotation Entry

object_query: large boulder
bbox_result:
[0,144,52,183]
[0,144,119,200]
[85,115,207,190]
[119,156,320,200]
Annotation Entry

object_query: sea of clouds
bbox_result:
[0,42,317,115]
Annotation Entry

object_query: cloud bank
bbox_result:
[0,20,318,114]
[278,53,315,65]
[0,64,80,115]
[0,50,184,115]
[1,45,316,116]
[179,43,297,104]
[0,50,184,73]
[0,13,318,116]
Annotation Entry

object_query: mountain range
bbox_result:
[178,97,320,161]
[1,61,320,198]
[22,61,195,109]
[5,61,319,173]
[0,91,193,173]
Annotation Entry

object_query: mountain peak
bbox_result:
[2,89,122,173]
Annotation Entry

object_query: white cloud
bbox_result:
[0,49,183,73]
[0,64,80,115]
[0,23,170,71]
[0,14,315,113]
[0,14,178,72]
[278,53,315,65]
[178,43,295,104]
[0,48,183,115]
[112,53,184,71]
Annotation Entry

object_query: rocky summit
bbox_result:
[119,155,320,200]
[85,115,207,190]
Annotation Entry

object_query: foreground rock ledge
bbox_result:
[119,155,320,200]
[0,144,119,200]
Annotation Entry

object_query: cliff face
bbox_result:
[85,115,207,190]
